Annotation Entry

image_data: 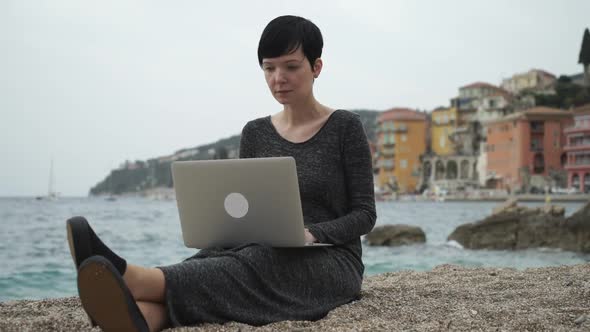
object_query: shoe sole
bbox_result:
[77,256,148,332]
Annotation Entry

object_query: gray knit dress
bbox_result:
[159,109,377,327]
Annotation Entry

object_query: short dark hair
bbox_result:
[257,15,323,68]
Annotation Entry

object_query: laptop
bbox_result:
[171,157,332,248]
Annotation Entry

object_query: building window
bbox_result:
[572,173,580,187]
[400,159,408,169]
[530,121,544,133]
[531,139,542,151]
[533,153,545,174]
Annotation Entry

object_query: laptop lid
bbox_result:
[171,157,309,248]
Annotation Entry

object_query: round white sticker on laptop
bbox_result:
[224,193,249,219]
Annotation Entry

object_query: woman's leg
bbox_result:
[137,301,168,332]
[124,264,167,303]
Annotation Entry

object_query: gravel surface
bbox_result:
[2,264,589,331]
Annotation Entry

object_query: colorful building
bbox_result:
[376,108,427,193]
[500,69,556,94]
[484,107,572,192]
[430,107,457,156]
[564,104,590,193]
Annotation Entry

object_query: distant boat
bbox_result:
[105,195,117,202]
[36,159,59,201]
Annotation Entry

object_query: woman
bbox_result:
[69,15,376,332]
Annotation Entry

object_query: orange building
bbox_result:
[376,108,427,193]
[485,107,572,191]
[564,104,590,193]
[430,107,458,156]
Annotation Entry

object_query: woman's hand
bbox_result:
[304,228,317,244]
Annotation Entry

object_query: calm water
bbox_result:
[0,197,588,301]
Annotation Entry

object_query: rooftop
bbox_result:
[488,106,573,124]
[460,82,502,90]
[378,108,427,122]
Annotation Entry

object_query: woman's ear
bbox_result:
[313,58,323,78]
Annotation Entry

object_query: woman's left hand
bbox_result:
[304,228,317,244]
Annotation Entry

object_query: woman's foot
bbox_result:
[77,256,149,332]
[66,216,127,275]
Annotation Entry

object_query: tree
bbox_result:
[580,28,590,86]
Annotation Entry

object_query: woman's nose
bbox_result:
[274,68,288,83]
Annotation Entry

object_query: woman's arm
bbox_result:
[239,122,256,159]
[306,115,377,244]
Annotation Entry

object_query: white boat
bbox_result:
[36,159,59,201]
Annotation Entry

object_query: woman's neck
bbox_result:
[279,96,328,127]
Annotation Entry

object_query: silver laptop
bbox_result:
[171,157,332,248]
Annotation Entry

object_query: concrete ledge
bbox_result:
[1,264,590,331]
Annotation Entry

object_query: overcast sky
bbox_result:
[1,0,588,197]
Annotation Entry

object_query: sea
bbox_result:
[0,197,588,302]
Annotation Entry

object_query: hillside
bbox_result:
[89,110,380,195]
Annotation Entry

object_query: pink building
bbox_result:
[564,104,590,193]
[485,107,572,191]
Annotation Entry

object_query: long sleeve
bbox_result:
[239,122,256,159]
[306,115,377,244]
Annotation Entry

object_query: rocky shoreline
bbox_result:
[2,264,590,331]
[444,194,589,202]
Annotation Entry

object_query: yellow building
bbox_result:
[376,108,427,193]
[430,107,458,156]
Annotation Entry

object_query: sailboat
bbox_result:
[36,159,59,200]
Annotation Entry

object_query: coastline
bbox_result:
[446,194,589,202]
[394,193,590,203]
[2,264,589,331]
[90,189,589,203]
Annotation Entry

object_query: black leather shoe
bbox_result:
[66,216,126,274]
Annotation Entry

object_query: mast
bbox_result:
[48,158,56,198]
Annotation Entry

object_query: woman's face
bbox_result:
[261,47,322,105]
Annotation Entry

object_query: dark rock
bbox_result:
[447,210,521,250]
[514,209,566,249]
[447,200,590,253]
[561,200,590,252]
[492,197,518,215]
[365,224,426,246]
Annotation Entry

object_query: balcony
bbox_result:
[376,159,395,171]
[380,148,395,157]
[380,140,395,147]
[564,125,590,134]
[564,143,590,152]
[433,119,455,126]
[565,163,590,170]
